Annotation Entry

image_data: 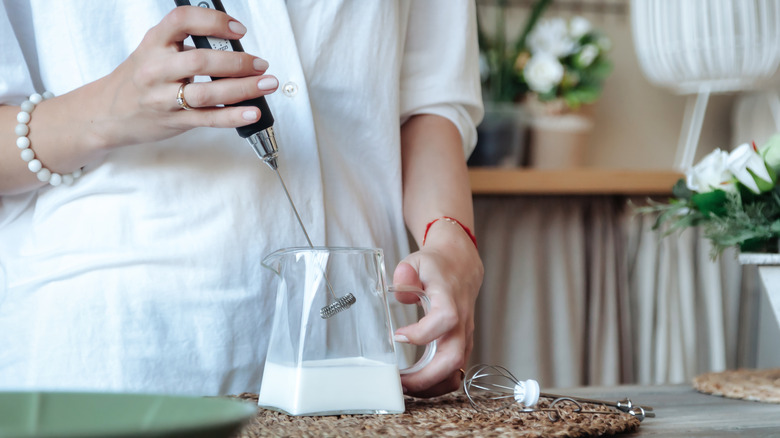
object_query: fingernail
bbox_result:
[228,21,247,35]
[394,334,409,343]
[257,77,278,91]
[242,110,258,121]
[253,58,269,71]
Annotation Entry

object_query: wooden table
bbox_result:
[561,384,780,437]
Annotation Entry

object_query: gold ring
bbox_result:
[176,81,193,110]
[459,368,466,381]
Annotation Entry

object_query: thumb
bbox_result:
[393,259,422,288]
[392,260,423,304]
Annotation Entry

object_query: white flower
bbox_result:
[527,18,576,57]
[523,52,564,94]
[685,149,734,193]
[569,16,592,39]
[576,44,599,68]
[727,143,773,193]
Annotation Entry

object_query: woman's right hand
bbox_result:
[92,5,277,149]
[1,5,277,194]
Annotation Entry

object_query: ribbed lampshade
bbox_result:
[631,0,780,95]
[630,0,780,170]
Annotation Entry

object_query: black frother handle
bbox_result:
[173,0,274,138]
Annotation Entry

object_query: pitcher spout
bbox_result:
[260,248,286,276]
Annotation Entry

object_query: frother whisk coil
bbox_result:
[319,292,357,319]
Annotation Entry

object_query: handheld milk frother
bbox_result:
[174,0,355,318]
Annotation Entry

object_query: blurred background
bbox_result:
[468,0,780,390]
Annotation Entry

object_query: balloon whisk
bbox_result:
[463,364,655,422]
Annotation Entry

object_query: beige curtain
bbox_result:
[471,195,756,388]
[623,207,752,384]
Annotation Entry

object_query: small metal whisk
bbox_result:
[464,364,655,422]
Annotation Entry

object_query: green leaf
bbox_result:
[564,86,601,104]
[585,59,613,80]
[633,198,700,233]
[515,0,553,52]
[653,206,693,232]
[747,166,776,193]
[671,178,693,200]
[691,190,728,216]
[738,183,762,202]
[563,93,581,110]
[740,237,775,253]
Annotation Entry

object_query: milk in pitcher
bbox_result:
[257,357,405,415]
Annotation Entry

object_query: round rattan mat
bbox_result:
[229,392,640,437]
[693,368,780,403]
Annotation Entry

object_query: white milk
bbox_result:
[257,357,405,415]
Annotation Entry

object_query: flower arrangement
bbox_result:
[478,0,612,110]
[641,135,780,256]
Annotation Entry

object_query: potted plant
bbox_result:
[475,0,613,168]
[518,12,612,168]
[640,135,780,328]
[469,0,552,167]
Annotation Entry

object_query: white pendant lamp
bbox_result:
[631,0,780,170]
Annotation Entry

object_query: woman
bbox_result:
[0,1,483,397]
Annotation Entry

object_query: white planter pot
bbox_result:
[527,112,593,169]
[739,253,780,330]
[522,99,594,169]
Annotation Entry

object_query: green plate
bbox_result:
[0,392,257,438]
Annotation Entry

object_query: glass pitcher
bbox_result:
[257,247,436,416]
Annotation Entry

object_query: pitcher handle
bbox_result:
[388,285,437,375]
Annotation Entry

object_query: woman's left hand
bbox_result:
[392,222,483,397]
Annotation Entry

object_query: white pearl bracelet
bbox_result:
[16,91,83,186]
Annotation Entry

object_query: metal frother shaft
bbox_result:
[271,164,356,318]
[174,0,355,318]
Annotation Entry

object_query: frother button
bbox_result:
[282,81,298,97]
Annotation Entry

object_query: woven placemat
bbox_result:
[229,392,640,437]
[693,368,780,403]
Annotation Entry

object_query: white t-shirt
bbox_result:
[0,0,482,395]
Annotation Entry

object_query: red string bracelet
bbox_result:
[422,216,478,249]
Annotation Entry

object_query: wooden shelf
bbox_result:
[468,168,683,195]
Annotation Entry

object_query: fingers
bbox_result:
[391,249,480,398]
[393,261,423,289]
[170,80,267,128]
[401,339,467,397]
[404,372,462,398]
[142,7,271,86]
[141,6,279,124]
[152,7,279,118]
[173,49,270,82]
[150,5,246,47]
[171,106,262,129]
[393,261,457,340]
[174,75,278,110]
[395,287,458,344]
[392,262,424,304]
